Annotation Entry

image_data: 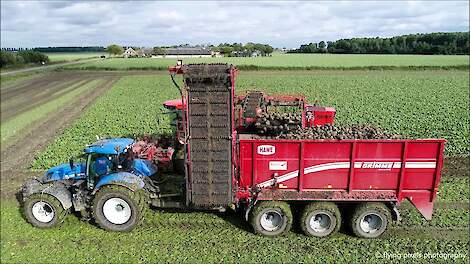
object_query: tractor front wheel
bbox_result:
[250,201,292,237]
[23,194,67,228]
[93,186,147,232]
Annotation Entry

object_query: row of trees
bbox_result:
[212,43,274,56]
[33,46,105,53]
[0,51,49,68]
[289,32,469,55]
[106,42,275,57]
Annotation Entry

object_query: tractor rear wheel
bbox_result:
[23,193,67,228]
[350,202,391,238]
[300,202,341,237]
[250,201,292,237]
[93,186,147,232]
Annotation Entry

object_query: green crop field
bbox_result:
[67,53,470,70]
[3,69,468,263]
[1,199,468,264]
[45,52,105,62]
[32,70,469,169]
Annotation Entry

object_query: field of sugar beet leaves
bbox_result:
[2,69,469,263]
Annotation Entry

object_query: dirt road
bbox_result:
[0,58,100,76]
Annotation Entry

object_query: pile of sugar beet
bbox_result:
[253,113,402,140]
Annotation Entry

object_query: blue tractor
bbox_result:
[21,138,171,231]
[21,63,235,232]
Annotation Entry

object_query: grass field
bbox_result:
[45,52,105,62]
[67,53,470,70]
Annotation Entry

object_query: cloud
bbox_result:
[1,1,468,48]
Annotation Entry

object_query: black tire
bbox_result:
[350,202,391,238]
[93,186,148,232]
[249,201,292,237]
[300,202,341,237]
[23,193,67,228]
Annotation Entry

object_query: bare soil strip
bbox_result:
[442,156,469,178]
[1,78,92,122]
[0,77,118,197]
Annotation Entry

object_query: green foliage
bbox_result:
[17,51,49,64]
[32,75,177,169]
[0,50,49,68]
[106,44,124,56]
[216,42,274,56]
[291,32,470,55]
[153,47,166,55]
[33,46,105,53]
[438,177,469,201]
[32,70,468,170]
[0,51,18,67]
[235,71,469,156]
[45,52,105,62]
[1,200,468,263]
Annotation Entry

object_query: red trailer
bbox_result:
[164,62,446,238]
[234,138,445,237]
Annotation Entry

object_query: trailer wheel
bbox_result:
[300,202,341,237]
[93,186,147,232]
[23,194,67,228]
[350,202,391,238]
[250,201,292,237]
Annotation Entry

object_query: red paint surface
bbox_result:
[237,138,445,219]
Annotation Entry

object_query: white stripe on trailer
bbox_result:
[257,162,349,188]
[304,162,350,174]
[256,161,437,188]
[405,162,436,169]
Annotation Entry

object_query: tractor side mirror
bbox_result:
[69,157,75,169]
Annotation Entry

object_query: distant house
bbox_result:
[154,47,213,58]
[123,47,138,58]
[251,50,261,57]
[231,50,262,57]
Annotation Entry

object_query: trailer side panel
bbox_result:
[237,139,445,219]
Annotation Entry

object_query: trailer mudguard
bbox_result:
[22,179,73,210]
[93,172,145,194]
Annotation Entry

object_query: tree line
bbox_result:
[0,50,49,68]
[32,46,105,53]
[106,43,274,57]
[289,32,469,55]
[212,43,274,56]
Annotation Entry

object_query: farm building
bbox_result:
[154,47,214,58]
[123,47,138,58]
[231,50,262,57]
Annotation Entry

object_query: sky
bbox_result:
[1,1,469,48]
